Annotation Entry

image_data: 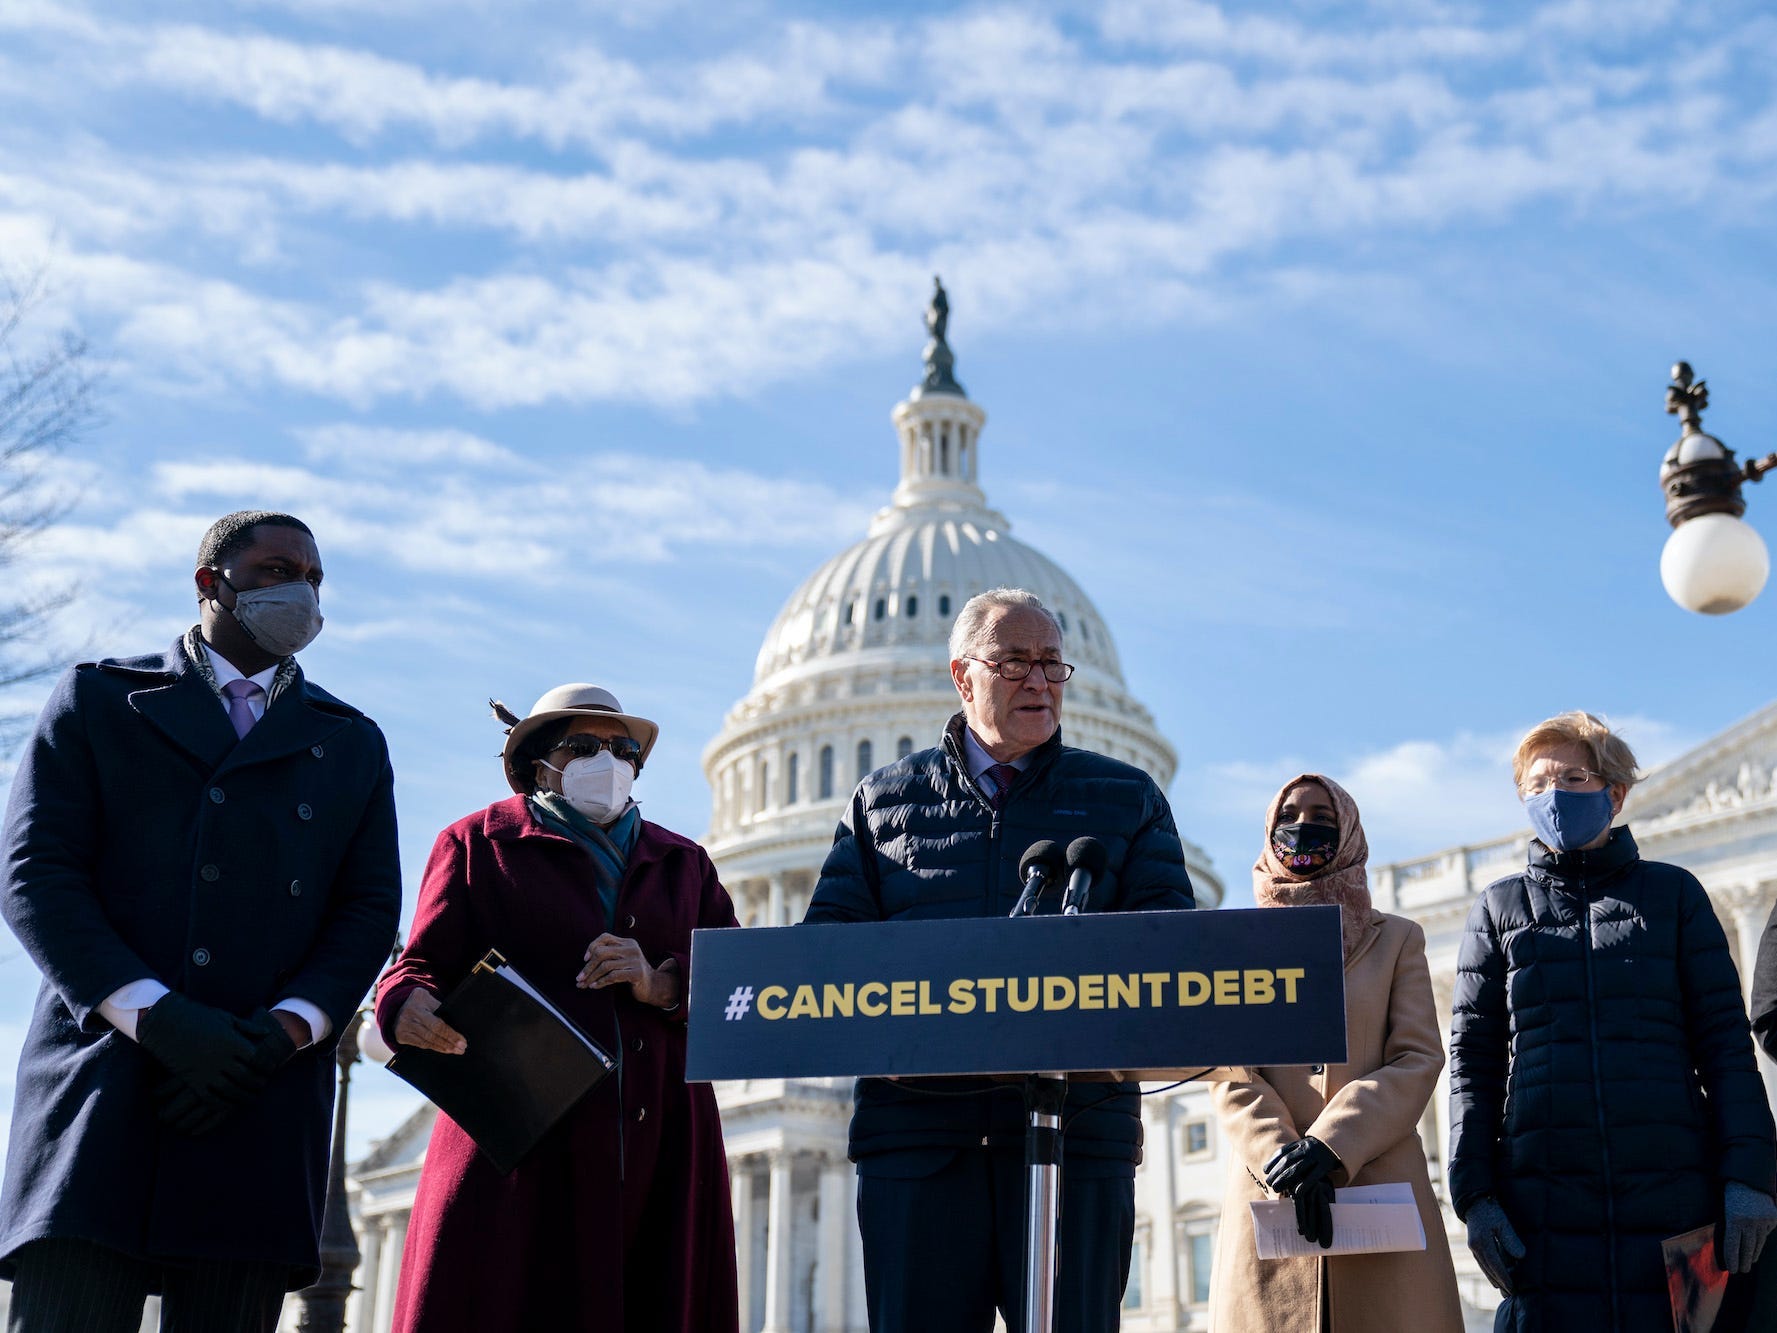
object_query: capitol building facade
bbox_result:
[334,293,1777,1333]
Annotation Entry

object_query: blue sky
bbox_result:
[3,0,1777,1151]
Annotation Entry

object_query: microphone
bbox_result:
[1061,837,1107,915]
[1010,840,1063,917]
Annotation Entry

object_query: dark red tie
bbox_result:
[986,763,1019,811]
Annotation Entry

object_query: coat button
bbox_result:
[208,787,225,804]
[199,865,220,882]
[192,948,211,966]
[624,914,636,929]
[311,745,324,758]
[289,880,302,897]
[1310,1065,1325,1075]
[632,1038,645,1053]
[296,803,313,821]
[635,1107,647,1123]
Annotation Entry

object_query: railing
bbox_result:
[1372,832,1527,912]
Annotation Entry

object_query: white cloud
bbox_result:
[0,7,899,148]
[0,0,1772,410]
[22,429,872,580]
[1096,0,1518,67]
[296,424,521,469]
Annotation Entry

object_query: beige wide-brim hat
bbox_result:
[499,683,660,795]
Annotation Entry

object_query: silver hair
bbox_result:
[947,587,1063,661]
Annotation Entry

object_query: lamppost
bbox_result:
[295,1009,365,1333]
[1659,361,1777,614]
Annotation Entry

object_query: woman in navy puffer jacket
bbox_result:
[1449,711,1777,1332]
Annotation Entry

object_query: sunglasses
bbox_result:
[547,733,644,768]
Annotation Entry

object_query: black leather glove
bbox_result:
[241,1008,300,1074]
[136,994,271,1135]
[1264,1136,1343,1197]
[153,1076,234,1136]
[1295,1177,1336,1248]
[154,1011,296,1135]
[1265,1137,1342,1248]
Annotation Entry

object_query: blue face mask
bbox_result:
[1525,786,1615,852]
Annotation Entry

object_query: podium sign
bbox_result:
[686,905,1346,1081]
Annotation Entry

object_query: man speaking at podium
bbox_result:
[804,587,1195,1332]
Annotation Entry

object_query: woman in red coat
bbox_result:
[375,683,740,1333]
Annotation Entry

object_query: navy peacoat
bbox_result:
[0,638,402,1287]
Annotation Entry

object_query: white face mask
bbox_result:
[544,751,635,824]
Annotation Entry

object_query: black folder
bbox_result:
[387,950,617,1174]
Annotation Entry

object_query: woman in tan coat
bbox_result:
[1208,773,1462,1333]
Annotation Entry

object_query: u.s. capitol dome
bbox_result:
[703,283,1223,924]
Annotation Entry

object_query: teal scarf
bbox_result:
[529,794,641,926]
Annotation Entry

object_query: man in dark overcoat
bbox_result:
[804,587,1195,1333]
[0,510,402,1332]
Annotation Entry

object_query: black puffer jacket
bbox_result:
[804,713,1195,1168]
[1449,828,1775,1332]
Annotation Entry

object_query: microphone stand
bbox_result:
[1020,856,1095,1333]
[1021,1072,1068,1333]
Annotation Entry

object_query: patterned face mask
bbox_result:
[1271,821,1339,875]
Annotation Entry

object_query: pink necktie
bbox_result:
[222,678,264,740]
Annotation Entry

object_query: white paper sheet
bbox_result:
[1250,1181,1426,1259]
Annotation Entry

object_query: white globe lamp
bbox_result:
[1661,512,1769,614]
[357,1013,394,1065]
[1659,362,1777,616]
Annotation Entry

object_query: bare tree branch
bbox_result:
[0,264,103,749]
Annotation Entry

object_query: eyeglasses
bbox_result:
[549,734,644,767]
[964,656,1076,683]
[1518,767,1605,798]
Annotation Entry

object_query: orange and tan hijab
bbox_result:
[1252,771,1374,960]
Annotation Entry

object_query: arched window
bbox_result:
[856,740,874,784]
[905,595,918,618]
[818,745,834,800]
[845,599,857,625]
[786,751,800,805]
[896,736,914,760]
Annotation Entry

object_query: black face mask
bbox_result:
[1272,821,1339,875]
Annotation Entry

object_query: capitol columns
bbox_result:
[767,874,787,928]
[1145,1098,1182,1323]
[762,1149,796,1333]
[374,1215,407,1333]
[815,1154,852,1332]
[348,1216,381,1333]
[1427,968,1458,1207]
[733,1159,756,1327]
